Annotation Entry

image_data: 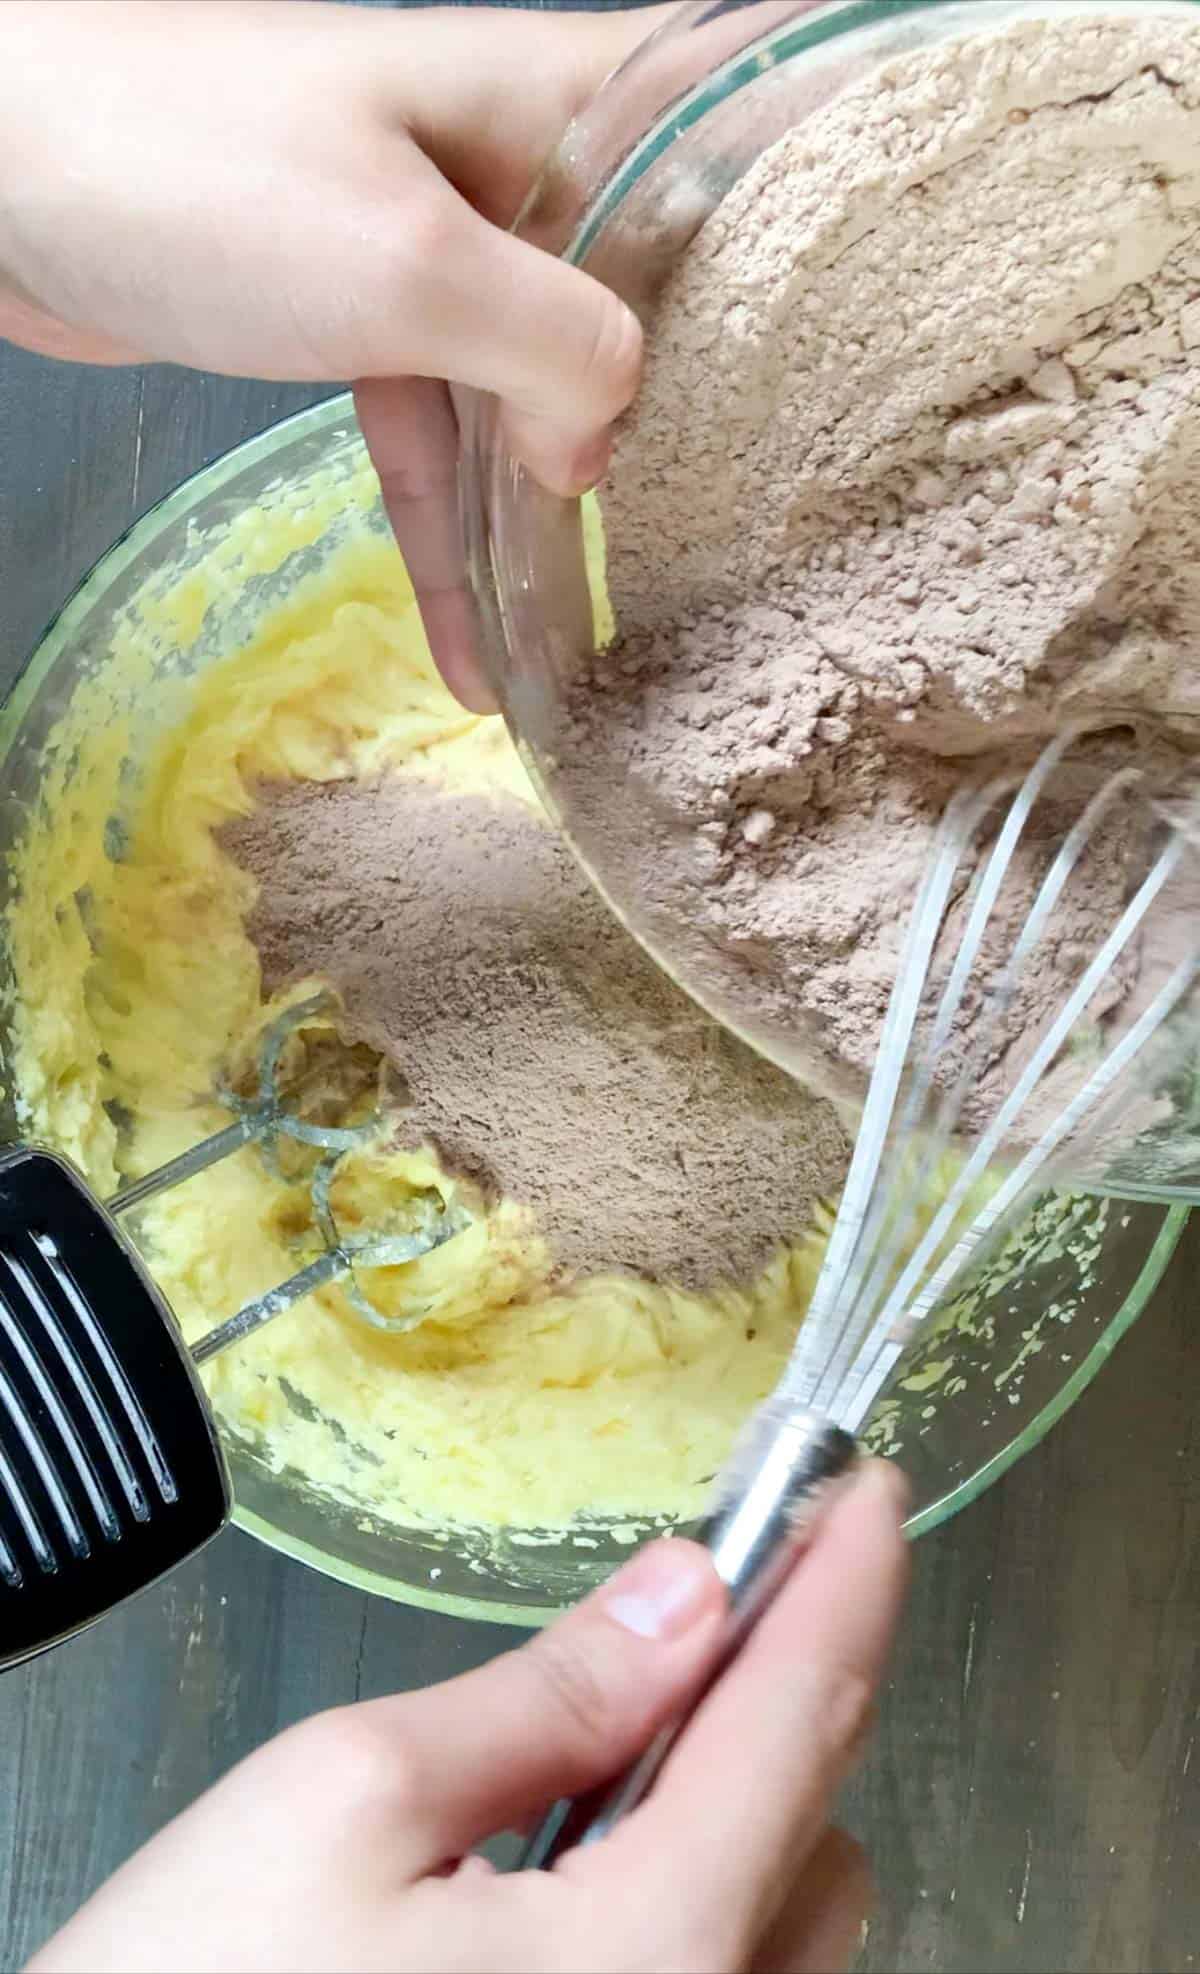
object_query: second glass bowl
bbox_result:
[461,0,1200,1106]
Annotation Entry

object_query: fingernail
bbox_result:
[603,1539,717,1641]
[564,430,612,495]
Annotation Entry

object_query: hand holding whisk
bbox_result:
[522,727,1200,1865]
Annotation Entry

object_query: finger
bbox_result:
[356,1537,727,1874]
[360,154,643,498]
[487,230,642,494]
[353,375,496,713]
[389,5,682,230]
[588,1462,909,1952]
[752,1829,872,1974]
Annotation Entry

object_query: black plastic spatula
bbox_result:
[0,1145,230,1671]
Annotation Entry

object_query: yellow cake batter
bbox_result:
[5,453,840,1537]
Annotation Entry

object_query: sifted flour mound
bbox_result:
[561,12,1200,1091]
[223,779,849,1290]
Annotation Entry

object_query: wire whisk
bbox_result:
[523,727,1200,1865]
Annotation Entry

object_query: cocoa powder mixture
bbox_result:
[222,782,848,1290]
[557,13,1200,1096]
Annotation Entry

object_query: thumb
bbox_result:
[491,237,643,496]
[593,1462,908,1956]
[359,1538,726,1874]
[361,152,643,498]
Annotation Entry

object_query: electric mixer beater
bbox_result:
[0,991,469,1670]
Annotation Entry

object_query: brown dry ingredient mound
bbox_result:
[558,13,1200,1092]
[222,781,848,1291]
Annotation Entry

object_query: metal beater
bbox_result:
[0,990,468,1668]
[108,990,469,1363]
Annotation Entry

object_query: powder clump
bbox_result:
[222,780,848,1291]
[559,13,1200,1093]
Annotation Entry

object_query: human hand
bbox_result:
[0,0,674,709]
[29,1461,908,1974]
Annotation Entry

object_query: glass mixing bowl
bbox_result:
[0,397,1187,1624]
[460,0,1200,1113]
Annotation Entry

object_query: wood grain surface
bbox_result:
[0,344,1196,1974]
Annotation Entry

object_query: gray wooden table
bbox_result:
[0,345,1196,1974]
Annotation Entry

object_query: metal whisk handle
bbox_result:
[517,1406,856,1870]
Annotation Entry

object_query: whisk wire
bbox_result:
[781,730,1200,1432]
[827,812,1200,1429]
[864,823,1188,1349]
[837,935,1200,1434]
[779,787,985,1406]
[914,729,1078,1090]
[793,740,1082,1409]
[828,770,1040,1386]
[1007,765,1143,975]
[830,759,1150,1391]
